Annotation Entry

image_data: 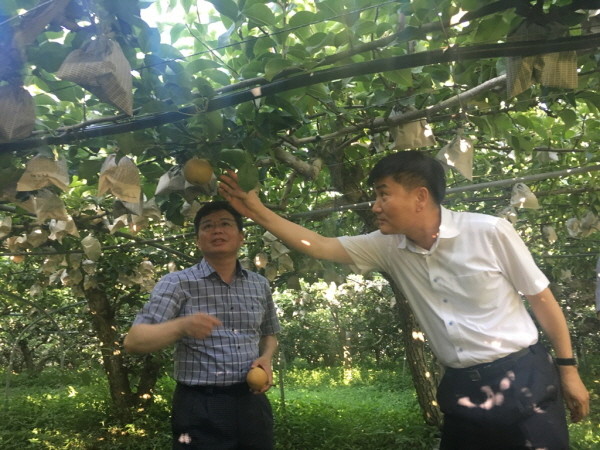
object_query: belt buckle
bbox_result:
[467,369,481,382]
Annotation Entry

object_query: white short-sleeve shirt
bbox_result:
[338,206,548,368]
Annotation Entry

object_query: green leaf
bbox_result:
[203,68,231,86]
[139,99,177,114]
[243,3,277,27]
[115,132,156,156]
[489,113,512,139]
[78,160,103,182]
[253,37,278,56]
[238,162,260,192]
[558,109,578,130]
[186,59,222,74]
[385,69,413,87]
[29,42,69,73]
[289,11,317,28]
[138,26,161,53]
[306,84,331,103]
[473,16,510,43]
[264,57,294,81]
[206,111,224,136]
[169,23,186,44]
[139,162,166,181]
[206,0,239,22]
[218,148,248,169]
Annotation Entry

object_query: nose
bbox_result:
[371,199,381,213]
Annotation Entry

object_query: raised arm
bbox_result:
[219,171,353,264]
[123,313,222,354]
[526,288,590,422]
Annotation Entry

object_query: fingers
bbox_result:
[183,313,222,339]
[566,395,590,423]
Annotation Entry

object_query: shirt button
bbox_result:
[448,321,454,326]
[443,298,448,303]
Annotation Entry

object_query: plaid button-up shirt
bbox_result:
[133,259,280,386]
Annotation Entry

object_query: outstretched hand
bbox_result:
[218,170,262,219]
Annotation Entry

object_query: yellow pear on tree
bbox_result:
[183,158,214,185]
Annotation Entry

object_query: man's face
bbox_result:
[371,176,421,235]
[196,210,244,258]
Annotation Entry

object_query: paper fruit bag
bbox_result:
[56,37,133,115]
[0,85,35,141]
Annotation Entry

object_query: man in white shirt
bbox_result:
[219,151,589,450]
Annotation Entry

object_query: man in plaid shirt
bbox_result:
[125,201,280,450]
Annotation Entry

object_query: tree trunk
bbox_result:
[134,354,164,408]
[84,286,134,422]
[383,273,443,428]
[17,339,35,373]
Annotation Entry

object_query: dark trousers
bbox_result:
[172,382,274,450]
[436,343,568,450]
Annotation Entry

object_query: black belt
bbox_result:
[444,346,532,382]
[177,382,251,396]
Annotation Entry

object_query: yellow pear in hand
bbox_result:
[246,367,268,391]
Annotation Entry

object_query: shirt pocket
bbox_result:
[236,295,265,332]
[444,271,506,312]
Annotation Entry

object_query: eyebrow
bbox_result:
[200,218,235,224]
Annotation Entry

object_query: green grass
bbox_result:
[0,364,597,449]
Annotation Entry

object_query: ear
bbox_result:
[414,186,430,211]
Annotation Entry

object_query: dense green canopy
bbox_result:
[0,0,598,420]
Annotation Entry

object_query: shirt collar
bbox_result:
[397,206,460,252]
[438,206,460,239]
[197,258,248,279]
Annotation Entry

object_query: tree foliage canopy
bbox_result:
[0,0,599,415]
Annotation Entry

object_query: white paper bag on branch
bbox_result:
[498,205,518,224]
[155,167,185,196]
[141,198,162,221]
[48,217,80,242]
[98,154,141,203]
[181,200,201,220]
[56,37,133,115]
[40,254,67,275]
[436,132,474,180]
[113,197,142,216]
[0,216,12,239]
[0,85,35,141]
[27,227,48,248]
[17,155,69,191]
[392,119,436,150]
[4,235,28,253]
[33,189,69,222]
[107,214,129,234]
[542,225,558,244]
[510,183,540,209]
[82,234,102,261]
[506,21,577,98]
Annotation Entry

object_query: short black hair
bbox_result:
[367,151,446,204]
[194,201,244,234]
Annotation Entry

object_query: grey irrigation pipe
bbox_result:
[288,163,600,219]
[3,31,600,153]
